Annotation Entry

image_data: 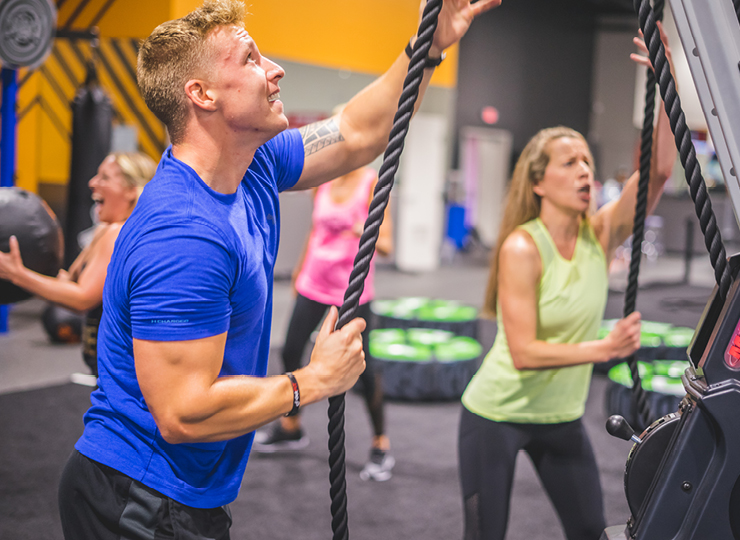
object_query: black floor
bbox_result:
[0,282,713,540]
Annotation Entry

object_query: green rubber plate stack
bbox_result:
[368,320,483,400]
[372,297,479,338]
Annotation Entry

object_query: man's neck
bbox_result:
[172,132,261,194]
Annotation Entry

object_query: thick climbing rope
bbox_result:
[635,0,731,302]
[622,0,665,431]
[325,1,442,539]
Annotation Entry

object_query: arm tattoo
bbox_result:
[299,118,345,157]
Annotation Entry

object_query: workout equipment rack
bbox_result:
[603,1,740,538]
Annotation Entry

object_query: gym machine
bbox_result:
[603,0,740,538]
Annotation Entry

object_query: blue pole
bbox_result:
[1,67,18,334]
[1,68,16,187]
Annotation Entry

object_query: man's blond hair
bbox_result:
[137,0,245,143]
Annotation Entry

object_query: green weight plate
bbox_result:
[641,321,673,336]
[395,297,430,311]
[369,328,407,345]
[372,297,431,319]
[640,332,663,348]
[651,375,686,397]
[667,361,689,379]
[652,360,672,377]
[435,337,483,362]
[663,327,694,348]
[370,342,432,362]
[652,360,689,378]
[607,363,631,387]
[371,299,398,316]
[407,328,454,346]
[417,302,477,322]
[607,361,654,388]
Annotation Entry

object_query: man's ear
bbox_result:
[184,79,217,112]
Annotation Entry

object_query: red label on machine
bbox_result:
[725,327,740,368]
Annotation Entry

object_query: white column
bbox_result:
[396,113,448,272]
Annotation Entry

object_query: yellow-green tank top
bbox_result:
[462,217,608,423]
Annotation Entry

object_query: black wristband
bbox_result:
[285,372,300,417]
[404,40,445,69]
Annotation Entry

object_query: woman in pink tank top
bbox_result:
[254,166,395,481]
[295,167,379,306]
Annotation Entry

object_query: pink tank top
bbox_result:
[295,168,376,306]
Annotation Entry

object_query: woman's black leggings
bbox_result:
[458,407,605,540]
[281,293,384,437]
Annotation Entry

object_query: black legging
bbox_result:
[458,407,605,540]
[281,293,384,437]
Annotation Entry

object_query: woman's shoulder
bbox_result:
[98,222,124,237]
[498,229,543,286]
[500,228,539,262]
[91,223,124,249]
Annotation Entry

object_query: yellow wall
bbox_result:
[57,0,169,38]
[12,0,457,194]
[167,0,458,87]
[238,0,456,87]
[170,0,204,19]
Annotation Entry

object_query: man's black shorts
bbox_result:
[59,450,232,540]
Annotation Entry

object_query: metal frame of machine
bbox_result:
[603,2,740,538]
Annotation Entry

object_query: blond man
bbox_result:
[58,0,499,538]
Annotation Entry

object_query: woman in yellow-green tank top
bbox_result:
[463,217,608,425]
[458,77,677,540]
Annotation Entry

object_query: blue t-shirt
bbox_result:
[75,129,304,508]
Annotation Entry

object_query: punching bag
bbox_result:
[64,60,112,267]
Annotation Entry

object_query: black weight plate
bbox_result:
[0,0,56,69]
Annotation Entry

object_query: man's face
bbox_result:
[205,25,288,141]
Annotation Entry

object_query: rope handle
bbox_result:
[621,0,667,431]
[326,2,443,539]
[635,0,731,301]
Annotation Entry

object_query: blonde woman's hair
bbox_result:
[481,126,592,318]
[111,152,157,192]
[136,0,245,144]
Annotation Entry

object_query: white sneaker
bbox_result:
[70,372,98,387]
[360,448,395,481]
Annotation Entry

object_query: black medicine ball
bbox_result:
[0,188,63,304]
[42,303,83,343]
